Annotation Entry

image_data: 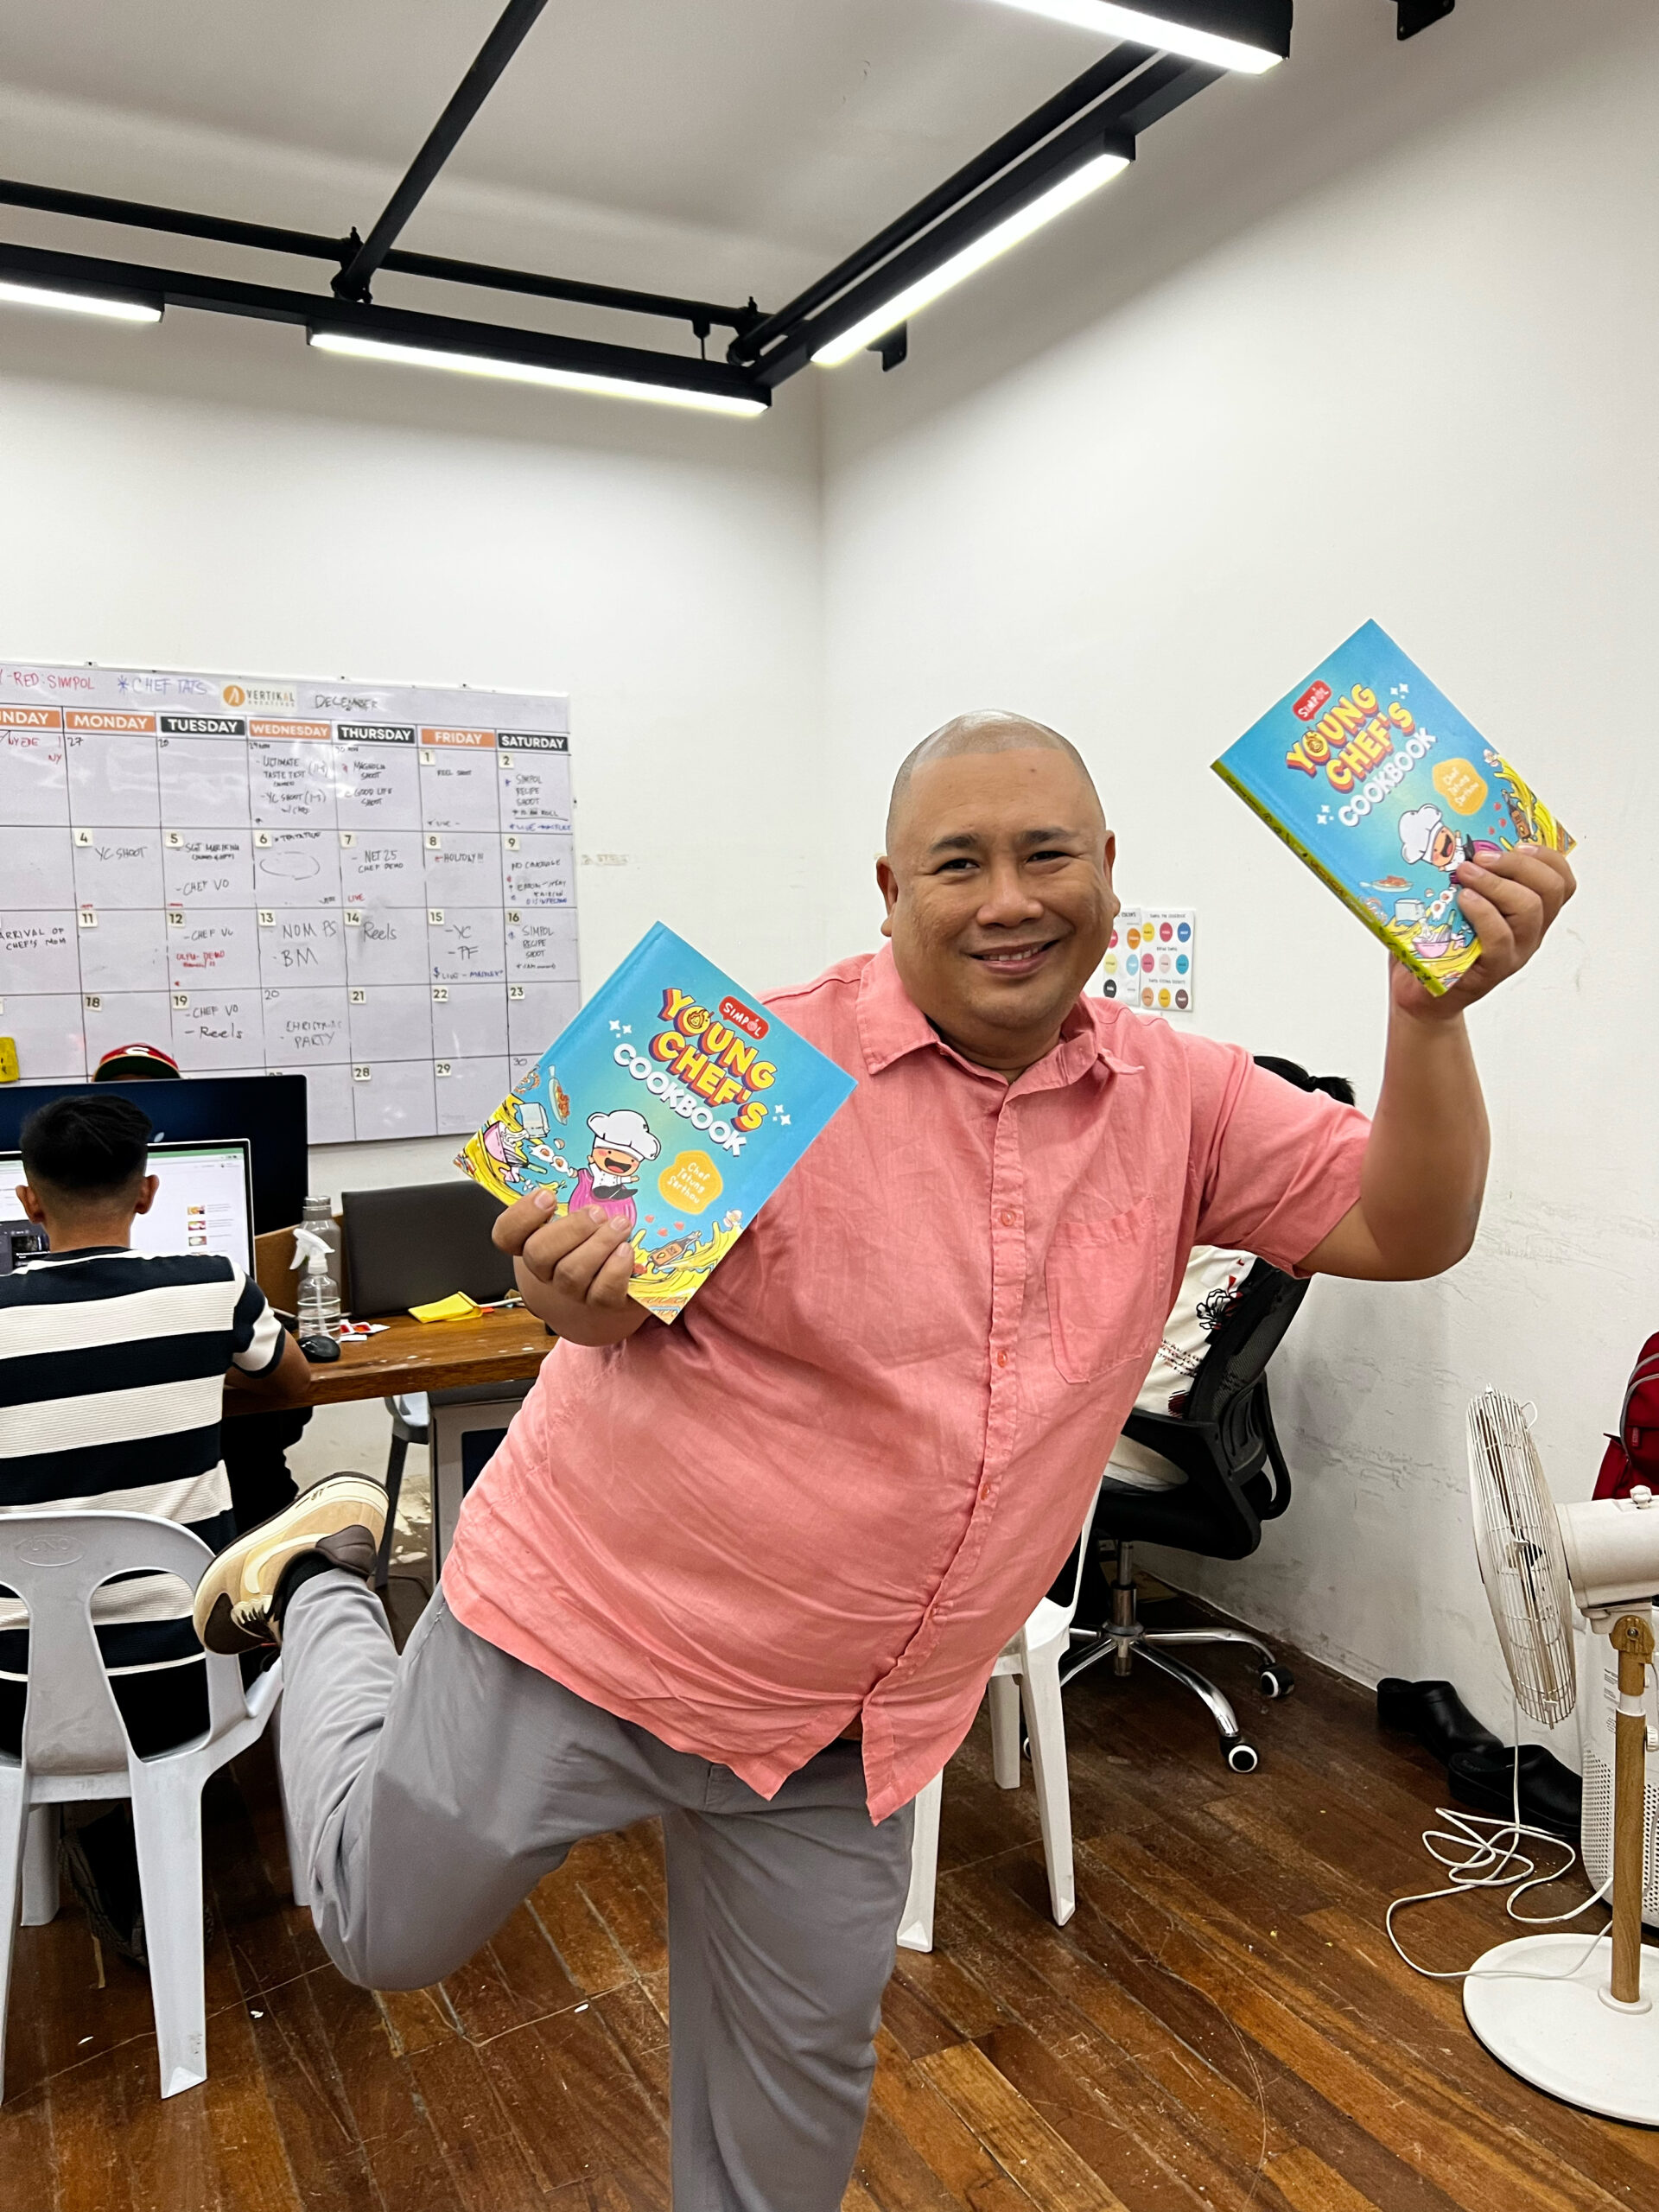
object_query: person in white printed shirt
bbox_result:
[1104,1062,1351,1492]
[1101,1243,1256,1491]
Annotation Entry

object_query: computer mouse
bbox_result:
[299,1333,341,1363]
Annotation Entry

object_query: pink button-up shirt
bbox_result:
[445,946,1370,1821]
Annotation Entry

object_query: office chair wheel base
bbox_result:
[1222,1736,1261,1774]
[1258,1666,1294,1700]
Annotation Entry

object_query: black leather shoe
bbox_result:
[1447,1744,1583,1842]
[1376,1677,1503,1764]
[60,1808,145,1966]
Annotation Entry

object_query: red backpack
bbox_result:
[1595,1334,1659,1499]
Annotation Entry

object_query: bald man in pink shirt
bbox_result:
[201,714,1573,2212]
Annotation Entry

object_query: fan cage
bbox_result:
[1466,1389,1576,1728]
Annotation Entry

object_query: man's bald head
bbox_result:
[874,709,1119,1077]
[884,711,1105,855]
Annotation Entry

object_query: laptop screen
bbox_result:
[0,1140,255,1275]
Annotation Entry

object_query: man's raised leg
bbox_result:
[199,1478,913,2202]
[276,1578,612,1986]
[198,1476,658,1992]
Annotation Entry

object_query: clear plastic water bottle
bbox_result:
[294,1196,342,1335]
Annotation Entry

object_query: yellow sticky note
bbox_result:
[409,1292,481,1323]
[0,1038,16,1084]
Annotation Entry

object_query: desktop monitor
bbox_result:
[0,1140,255,1276]
[0,1075,306,1234]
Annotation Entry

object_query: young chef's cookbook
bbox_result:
[458,922,855,1319]
[1214,620,1573,994]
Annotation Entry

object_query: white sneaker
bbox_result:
[194,1472,388,1654]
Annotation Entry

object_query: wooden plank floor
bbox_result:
[3,1579,1656,2211]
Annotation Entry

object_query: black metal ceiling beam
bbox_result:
[334,0,551,303]
[382,246,760,336]
[0,176,338,261]
[1398,1,1455,34]
[0,31,1238,410]
[0,176,760,334]
[0,236,768,409]
[731,43,1158,367]
[749,54,1217,389]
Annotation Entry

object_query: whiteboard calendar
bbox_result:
[0,661,578,1144]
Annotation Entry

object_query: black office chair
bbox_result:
[1059,1056,1356,1773]
[340,1180,513,1318]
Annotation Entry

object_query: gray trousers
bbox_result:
[278,1573,914,2212]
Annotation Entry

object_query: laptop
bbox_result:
[0,1139,256,1276]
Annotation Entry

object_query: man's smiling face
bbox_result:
[878,741,1119,1077]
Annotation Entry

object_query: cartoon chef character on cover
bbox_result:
[1398,802,1464,876]
[548,1108,662,1233]
[1399,801,1504,878]
[1398,803,1491,952]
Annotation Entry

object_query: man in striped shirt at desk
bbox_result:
[0,1092,308,1960]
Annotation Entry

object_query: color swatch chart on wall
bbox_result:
[0,662,577,1143]
[1101,907,1196,1013]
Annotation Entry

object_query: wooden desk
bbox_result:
[299,1307,554,1405]
[250,1220,553,1404]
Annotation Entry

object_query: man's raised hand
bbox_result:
[1391,844,1576,1020]
[493,1193,650,1345]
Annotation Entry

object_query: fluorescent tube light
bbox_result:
[307,329,766,417]
[811,149,1130,369]
[983,1,1287,74]
[0,279,162,323]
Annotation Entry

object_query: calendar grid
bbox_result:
[0,664,578,1143]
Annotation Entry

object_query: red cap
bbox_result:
[93,1042,181,1082]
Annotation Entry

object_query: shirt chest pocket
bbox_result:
[1045,1199,1167,1387]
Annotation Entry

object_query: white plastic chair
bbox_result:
[0,1511,282,2101]
[899,1485,1099,1953]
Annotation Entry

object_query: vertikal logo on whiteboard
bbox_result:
[222,683,297,711]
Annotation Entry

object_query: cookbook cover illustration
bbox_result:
[459,921,856,1319]
[1215,620,1573,993]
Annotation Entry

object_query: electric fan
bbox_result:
[1463,1389,1659,2123]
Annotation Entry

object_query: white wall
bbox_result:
[0,289,825,1201]
[0,218,823,1475]
[820,0,1659,1745]
[0,330,823,982]
[0,57,833,989]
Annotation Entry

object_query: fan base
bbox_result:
[1463,1935,1659,2125]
